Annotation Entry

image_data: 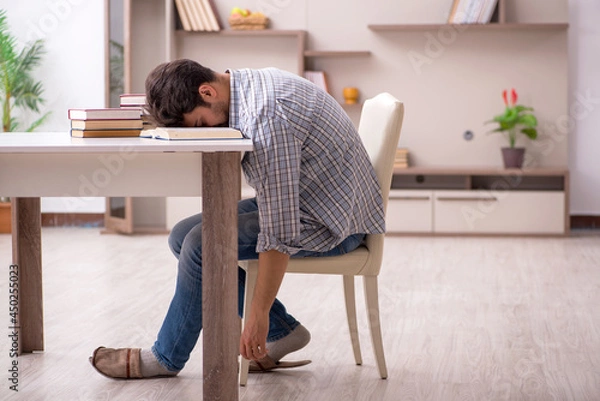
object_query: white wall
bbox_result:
[3,0,106,213]
[568,0,600,215]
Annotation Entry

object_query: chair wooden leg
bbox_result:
[239,264,258,386]
[363,276,388,379]
[343,275,363,365]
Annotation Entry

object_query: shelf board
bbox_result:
[303,50,371,58]
[368,23,569,32]
[175,29,306,37]
[392,166,569,176]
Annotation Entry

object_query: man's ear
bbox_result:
[198,84,217,101]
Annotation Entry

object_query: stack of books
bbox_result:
[120,93,155,131]
[68,107,143,138]
[175,0,221,32]
[448,0,499,24]
[394,148,410,169]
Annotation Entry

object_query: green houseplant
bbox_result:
[0,9,50,132]
[486,88,538,168]
[0,9,50,233]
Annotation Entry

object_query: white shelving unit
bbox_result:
[387,167,569,235]
[117,0,570,236]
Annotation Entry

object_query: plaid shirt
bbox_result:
[229,68,385,255]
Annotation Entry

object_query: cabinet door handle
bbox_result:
[437,196,498,202]
[391,196,431,201]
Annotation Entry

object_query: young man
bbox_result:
[90,59,385,378]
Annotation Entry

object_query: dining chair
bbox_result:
[239,93,405,386]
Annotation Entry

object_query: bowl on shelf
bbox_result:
[228,14,269,30]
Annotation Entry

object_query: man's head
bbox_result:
[145,59,229,127]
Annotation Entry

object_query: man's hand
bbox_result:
[239,249,289,360]
[240,310,269,360]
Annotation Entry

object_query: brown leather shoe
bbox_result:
[90,347,143,379]
[249,355,311,373]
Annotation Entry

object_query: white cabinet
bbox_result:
[386,168,569,236]
[387,190,433,233]
[433,190,565,234]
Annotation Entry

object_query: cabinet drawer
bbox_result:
[433,190,565,234]
[386,190,433,233]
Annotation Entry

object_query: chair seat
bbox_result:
[288,246,370,275]
[240,245,371,276]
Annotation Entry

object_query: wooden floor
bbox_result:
[0,228,599,401]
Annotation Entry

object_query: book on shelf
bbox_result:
[187,0,206,31]
[478,0,499,23]
[181,0,198,30]
[448,0,495,24]
[394,148,410,168]
[175,0,192,31]
[469,0,486,23]
[147,127,243,140]
[448,0,467,23]
[68,108,142,120]
[197,0,214,31]
[202,0,222,30]
[70,129,142,138]
[303,71,329,93]
[175,0,221,32]
[71,119,144,130]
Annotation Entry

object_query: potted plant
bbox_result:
[486,88,538,169]
[0,9,50,233]
[0,196,10,233]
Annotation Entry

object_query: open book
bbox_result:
[147,127,244,140]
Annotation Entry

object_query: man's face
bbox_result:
[182,100,229,128]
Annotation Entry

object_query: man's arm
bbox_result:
[240,249,290,360]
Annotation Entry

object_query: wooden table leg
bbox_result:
[11,197,44,354]
[202,152,240,401]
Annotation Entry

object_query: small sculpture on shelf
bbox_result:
[342,87,360,105]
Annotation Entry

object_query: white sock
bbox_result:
[266,324,311,362]
[140,348,179,377]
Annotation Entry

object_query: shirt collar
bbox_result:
[227,69,241,130]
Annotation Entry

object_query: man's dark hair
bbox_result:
[144,59,217,127]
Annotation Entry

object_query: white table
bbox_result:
[0,132,253,400]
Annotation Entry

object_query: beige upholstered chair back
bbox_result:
[356,93,404,275]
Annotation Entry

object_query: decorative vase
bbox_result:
[342,87,359,104]
[501,147,525,169]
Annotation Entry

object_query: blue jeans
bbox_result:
[152,197,365,372]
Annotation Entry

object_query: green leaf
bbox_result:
[0,11,48,132]
[521,127,538,140]
[514,105,534,113]
[8,116,18,132]
[25,111,51,132]
[516,114,538,127]
[499,120,514,131]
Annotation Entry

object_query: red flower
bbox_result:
[502,89,508,106]
[510,88,518,106]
